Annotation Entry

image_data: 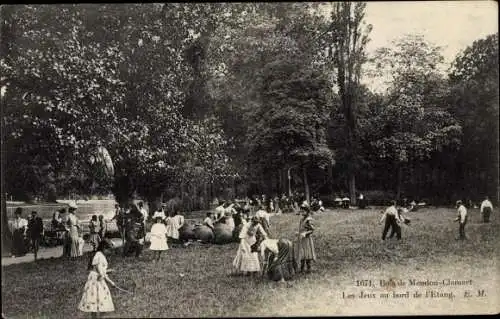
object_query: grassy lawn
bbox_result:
[2,207,499,317]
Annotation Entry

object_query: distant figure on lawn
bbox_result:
[480,196,493,223]
[165,209,185,246]
[455,200,468,240]
[203,212,215,232]
[358,193,366,209]
[138,201,149,223]
[123,204,145,258]
[98,215,107,240]
[89,215,101,252]
[297,206,316,273]
[149,216,169,261]
[152,204,167,223]
[112,204,124,235]
[255,205,271,236]
[79,239,115,317]
[10,207,28,257]
[28,211,44,260]
[233,216,267,277]
[380,200,402,240]
[66,202,81,259]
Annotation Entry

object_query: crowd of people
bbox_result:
[5,194,495,318]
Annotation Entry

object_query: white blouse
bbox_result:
[10,218,28,231]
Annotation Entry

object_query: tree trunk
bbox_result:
[2,191,12,256]
[349,174,356,206]
[396,163,403,201]
[147,195,162,215]
[303,166,310,204]
[113,175,133,208]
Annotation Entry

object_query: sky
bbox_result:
[319,1,498,91]
[364,1,498,64]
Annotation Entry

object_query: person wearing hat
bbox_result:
[28,211,44,260]
[123,203,145,258]
[297,206,316,273]
[10,207,28,257]
[232,215,267,276]
[454,200,468,240]
[152,204,167,223]
[65,202,81,258]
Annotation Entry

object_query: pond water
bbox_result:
[6,200,119,221]
[6,200,209,222]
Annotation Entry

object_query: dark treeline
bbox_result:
[1,3,498,210]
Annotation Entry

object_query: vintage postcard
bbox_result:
[1,2,498,317]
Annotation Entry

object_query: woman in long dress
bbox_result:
[10,208,28,257]
[66,203,81,259]
[150,217,168,261]
[78,239,115,318]
[296,207,316,273]
[232,216,267,276]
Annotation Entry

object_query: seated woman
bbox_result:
[257,237,297,283]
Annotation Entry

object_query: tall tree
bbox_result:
[449,33,499,202]
[246,53,334,202]
[324,2,372,205]
[1,4,232,209]
[368,34,462,200]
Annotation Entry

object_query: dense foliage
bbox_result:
[1,3,498,207]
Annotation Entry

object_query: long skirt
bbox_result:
[69,229,80,258]
[266,239,297,281]
[78,271,115,313]
[89,233,101,250]
[63,232,71,257]
[296,235,316,262]
[11,229,27,257]
[233,238,260,273]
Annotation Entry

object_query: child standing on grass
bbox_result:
[297,206,316,273]
[150,216,169,261]
[79,239,115,318]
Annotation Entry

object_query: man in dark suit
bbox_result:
[28,211,44,260]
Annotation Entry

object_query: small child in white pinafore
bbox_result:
[79,239,115,318]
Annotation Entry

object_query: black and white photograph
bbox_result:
[1,2,498,317]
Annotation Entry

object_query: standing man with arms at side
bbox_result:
[455,200,468,240]
[480,196,493,223]
[28,211,44,261]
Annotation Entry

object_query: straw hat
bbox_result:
[68,202,78,209]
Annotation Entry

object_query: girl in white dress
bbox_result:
[232,216,267,276]
[79,239,115,318]
[150,217,168,261]
[165,210,185,244]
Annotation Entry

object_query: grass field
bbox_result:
[2,207,499,317]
